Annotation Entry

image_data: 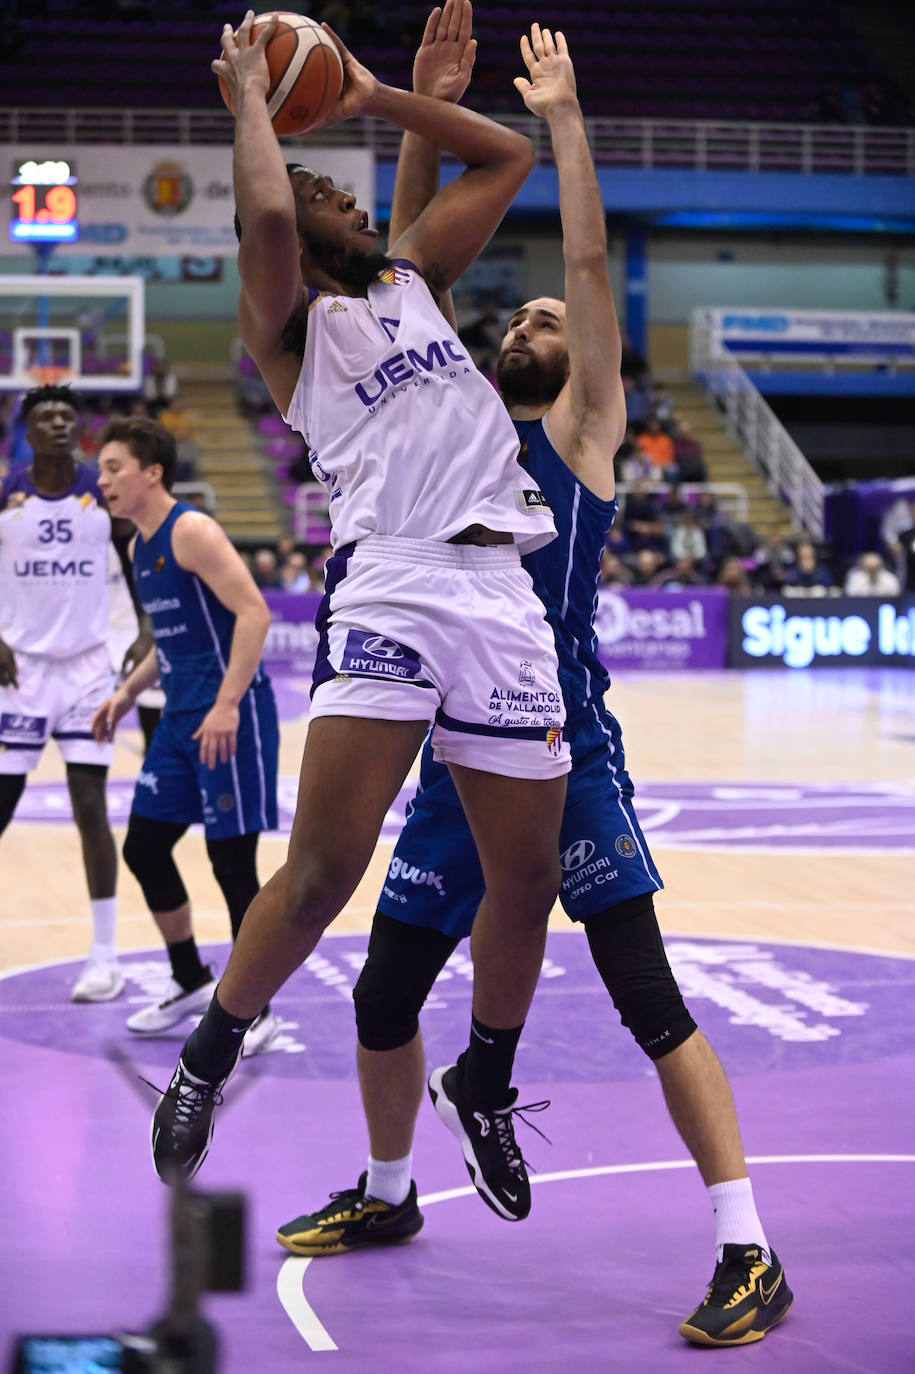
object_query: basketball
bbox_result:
[218,12,344,137]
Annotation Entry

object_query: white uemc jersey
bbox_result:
[0,464,111,658]
[285,261,558,555]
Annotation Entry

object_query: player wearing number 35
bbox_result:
[0,386,150,1004]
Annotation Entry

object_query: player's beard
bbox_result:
[496,349,569,407]
[302,228,392,290]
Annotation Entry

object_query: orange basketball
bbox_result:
[218,12,344,137]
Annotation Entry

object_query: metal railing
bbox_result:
[690,312,824,539]
[1,107,913,175]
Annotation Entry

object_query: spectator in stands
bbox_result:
[624,377,652,426]
[648,382,675,426]
[844,552,901,597]
[693,490,718,530]
[622,479,667,554]
[616,433,653,484]
[717,556,752,596]
[671,419,707,483]
[637,418,676,477]
[630,548,668,587]
[157,394,198,480]
[143,359,179,418]
[752,530,795,592]
[881,496,915,568]
[604,521,630,562]
[669,509,708,566]
[896,518,915,593]
[276,533,296,566]
[657,557,705,591]
[252,547,282,590]
[309,545,334,591]
[600,548,632,587]
[782,540,836,596]
[280,550,313,593]
[662,483,690,525]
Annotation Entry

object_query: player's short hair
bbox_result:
[20,384,80,423]
[99,415,177,491]
[234,163,321,242]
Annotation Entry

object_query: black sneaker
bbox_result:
[276,1173,424,1256]
[427,1064,549,1222]
[150,1057,229,1184]
[679,1244,793,1346]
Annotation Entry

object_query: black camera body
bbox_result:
[11,1191,245,1374]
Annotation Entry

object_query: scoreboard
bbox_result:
[10,158,78,244]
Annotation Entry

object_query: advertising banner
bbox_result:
[6,145,375,258]
[594,587,729,670]
[707,308,915,361]
[730,595,915,669]
[262,587,731,679]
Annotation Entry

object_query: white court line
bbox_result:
[279,1153,915,1352]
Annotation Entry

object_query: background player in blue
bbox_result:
[275,16,792,1351]
[91,417,281,1057]
[0,386,150,1004]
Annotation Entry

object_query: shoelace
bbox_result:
[707,1255,761,1306]
[140,1072,224,1136]
[493,1098,551,1176]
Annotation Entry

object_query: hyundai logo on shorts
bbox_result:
[362,637,405,660]
[561,839,596,871]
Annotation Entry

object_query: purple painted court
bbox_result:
[2,931,913,1372]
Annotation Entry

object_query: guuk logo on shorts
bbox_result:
[137,769,159,795]
[387,856,446,896]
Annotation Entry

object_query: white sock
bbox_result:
[365,1153,412,1207]
[708,1178,770,1263]
[88,897,118,963]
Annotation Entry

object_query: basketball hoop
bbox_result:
[26,364,74,389]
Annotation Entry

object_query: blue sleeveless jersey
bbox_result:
[133,501,269,714]
[517,417,618,713]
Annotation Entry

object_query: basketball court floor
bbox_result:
[1,667,913,1372]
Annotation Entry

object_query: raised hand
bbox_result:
[414,0,477,102]
[211,9,277,108]
[306,24,380,132]
[513,23,577,118]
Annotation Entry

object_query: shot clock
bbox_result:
[10,158,78,243]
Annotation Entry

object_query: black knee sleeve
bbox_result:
[206,832,260,939]
[584,892,697,1061]
[123,813,189,913]
[0,773,26,833]
[354,910,458,1052]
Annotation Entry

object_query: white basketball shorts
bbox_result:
[310,535,571,780]
[0,644,116,772]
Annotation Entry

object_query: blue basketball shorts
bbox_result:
[130,680,279,839]
[377,700,663,938]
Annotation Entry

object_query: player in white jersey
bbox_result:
[150,4,570,1204]
[0,386,150,1001]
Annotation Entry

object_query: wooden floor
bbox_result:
[3,668,914,973]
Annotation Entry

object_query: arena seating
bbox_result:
[1,0,909,125]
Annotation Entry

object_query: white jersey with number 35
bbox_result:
[284,260,558,555]
[0,464,111,658]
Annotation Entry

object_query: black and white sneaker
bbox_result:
[428,1064,549,1221]
[150,1057,229,1184]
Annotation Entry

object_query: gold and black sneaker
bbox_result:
[679,1244,793,1346]
[276,1173,424,1256]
